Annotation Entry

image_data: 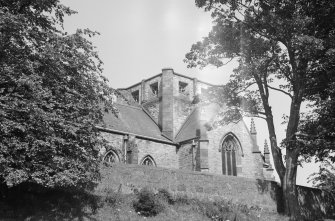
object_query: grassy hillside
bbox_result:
[0,180,288,220]
[5,164,333,220]
[93,187,288,221]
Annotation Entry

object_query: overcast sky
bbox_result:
[60,0,318,186]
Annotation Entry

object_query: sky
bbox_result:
[60,0,318,186]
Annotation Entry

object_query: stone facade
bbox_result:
[100,68,273,180]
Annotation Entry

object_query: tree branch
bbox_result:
[267,85,293,99]
[263,70,270,99]
[236,82,256,94]
[256,111,267,116]
[253,115,267,120]
[222,57,234,65]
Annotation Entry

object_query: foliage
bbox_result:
[1,187,288,220]
[104,188,123,208]
[185,0,335,219]
[308,160,335,195]
[299,83,335,163]
[132,187,165,217]
[157,188,174,204]
[0,182,102,220]
[173,194,261,221]
[174,193,192,205]
[0,0,115,189]
[299,81,335,197]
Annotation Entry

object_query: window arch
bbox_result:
[140,155,156,166]
[104,150,120,164]
[220,133,242,176]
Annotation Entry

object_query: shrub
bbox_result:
[174,193,191,205]
[157,188,174,204]
[0,183,103,219]
[104,189,123,208]
[133,187,165,217]
[193,200,259,221]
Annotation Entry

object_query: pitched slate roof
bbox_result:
[115,90,141,107]
[175,103,220,143]
[102,103,171,142]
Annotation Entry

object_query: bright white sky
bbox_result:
[60,0,318,186]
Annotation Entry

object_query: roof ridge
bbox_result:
[174,107,198,140]
[96,126,174,145]
[117,73,162,90]
[141,105,160,127]
[173,72,218,87]
[117,69,221,91]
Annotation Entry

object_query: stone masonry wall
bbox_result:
[173,74,194,100]
[100,132,124,161]
[136,138,178,169]
[178,143,195,171]
[127,84,141,103]
[143,75,161,102]
[160,69,174,140]
[143,101,159,124]
[173,98,193,137]
[97,164,278,213]
[97,164,335,220]
[196,81,211,95]
[101,132,178,169]
[172,74,195,137]
[207,120,264,179]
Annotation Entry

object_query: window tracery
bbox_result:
[221,134,242,176]
[141,155,156,166]
[104,150,119,163]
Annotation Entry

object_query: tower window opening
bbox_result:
[150,82,159,96]
[179,81,188,94]
[131,90,140,103]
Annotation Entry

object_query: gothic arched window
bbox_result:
[104,150,119,164]
[221,134,242,176]
[140,155,156,166]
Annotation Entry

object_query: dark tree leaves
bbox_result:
[0,0,113,189]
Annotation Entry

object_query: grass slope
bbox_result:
[0,183,288,221]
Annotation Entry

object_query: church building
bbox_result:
[98,68,274,179]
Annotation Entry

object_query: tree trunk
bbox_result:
[258,81,301,219]
[283,148,301,220]
[265,111,285,180]
[253,62,305,219]
[255,75,286,182]
[282,89,304,220]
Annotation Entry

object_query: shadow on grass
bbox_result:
[0,182,102,220]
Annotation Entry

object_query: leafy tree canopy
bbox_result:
[0,0,114,189]
[299,83,335,163]
[308,160,335,195]
[185,0,335,219]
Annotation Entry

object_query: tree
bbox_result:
[299,84,335,163]
[0,0,114,189]
[297,29,335,198]
[308,160,335,195]
[299,81,335,193]
[184,0,335,219]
